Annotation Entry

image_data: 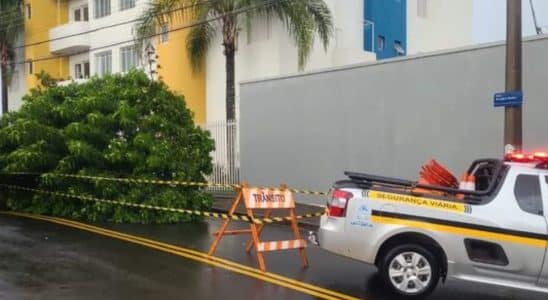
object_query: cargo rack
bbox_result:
[345,159,506,198]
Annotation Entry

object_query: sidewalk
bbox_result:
[212,195,323,229]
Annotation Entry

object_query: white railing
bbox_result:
[49,22,90,55]
[200,120,240,192]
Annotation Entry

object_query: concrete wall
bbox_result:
[239,35,548,204]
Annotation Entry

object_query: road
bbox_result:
[0,212,545,300]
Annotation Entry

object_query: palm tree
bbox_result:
[0,0,23,115]
[136,0,333,122]
[136,0,332,175]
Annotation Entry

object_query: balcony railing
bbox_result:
[57,78,89,86]
[49,22,90,55]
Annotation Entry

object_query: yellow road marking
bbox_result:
[372,215,547,248]
[1,211,362,300]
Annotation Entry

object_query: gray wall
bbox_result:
[239,36,548,204]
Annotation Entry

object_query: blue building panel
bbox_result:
[364,0,407,60]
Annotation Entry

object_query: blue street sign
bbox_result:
[494,91,523,107]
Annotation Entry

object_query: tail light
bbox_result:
[327,189,353,217]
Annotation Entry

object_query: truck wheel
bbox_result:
[379,244,440,298]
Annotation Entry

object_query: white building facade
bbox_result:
[406,0,475,55]
[206,0,476,123]
[51,0,149,85]
[206,0,378,123]
[1,35,26,114]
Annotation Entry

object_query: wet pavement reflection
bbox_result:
[0,214,545,300]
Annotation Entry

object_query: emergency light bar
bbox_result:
[505,152,548,163]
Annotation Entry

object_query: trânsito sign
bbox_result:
[494,91,523,107]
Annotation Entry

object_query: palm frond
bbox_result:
[304,0,333,51]
[254,0,333,70]
[133,0,187,54]
[186,14,216,72]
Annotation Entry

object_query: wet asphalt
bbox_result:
[0,213,546,300]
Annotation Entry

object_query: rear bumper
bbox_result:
[317,215,349,257]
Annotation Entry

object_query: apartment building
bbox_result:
[5,0,477,123]
[8,0,206,123]
[205,0,476,123]
[205,0,378,123]
[364,0,475,59]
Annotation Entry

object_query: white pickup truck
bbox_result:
[315,154,548,298]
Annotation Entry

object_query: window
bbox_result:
[160,24,169,43]
[95,51,112,76]
[394,40,405,55]
[74,61,90,79]
[377,35,385,51]
[26,4,31,19]
[120,0,136,11]
[120,46,139,72]
[417,0,427,18]
[10,70,20,90]
[514,175,543,215]
[94,0,111,18]
[27,61,33,75]
[266,17,272,40]
[74,6,89,21]
[84,61,90,78]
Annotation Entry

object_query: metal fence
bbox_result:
[200,120,240,192]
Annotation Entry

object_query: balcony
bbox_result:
[49,22,90,55]
[57,78,89,86]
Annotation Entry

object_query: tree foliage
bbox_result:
[0,71,215,223]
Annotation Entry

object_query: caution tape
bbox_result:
[0,184,324,225]
[3,172,240,189]
[1,172,329,196]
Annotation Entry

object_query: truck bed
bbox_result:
[342,159,507,204]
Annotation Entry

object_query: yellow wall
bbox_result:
[22,1,206,123]
[156,18,206,124]
[25,0,69,89]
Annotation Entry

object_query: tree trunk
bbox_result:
[1,64,8,115]
[225,46,236,121]
[224,44,236,179]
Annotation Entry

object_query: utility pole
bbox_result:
[504,0,523,154]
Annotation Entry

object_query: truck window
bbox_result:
[514,175,543,216]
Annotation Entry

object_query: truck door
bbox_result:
[538,176,548,287]
[484,172,547,285]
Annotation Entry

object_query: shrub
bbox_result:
[0,71,214,223]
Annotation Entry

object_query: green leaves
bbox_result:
[264,0,333,69]
[0,70,215,223]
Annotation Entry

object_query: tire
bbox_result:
[379,244,440,299]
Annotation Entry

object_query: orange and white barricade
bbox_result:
[208,183,309,272]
